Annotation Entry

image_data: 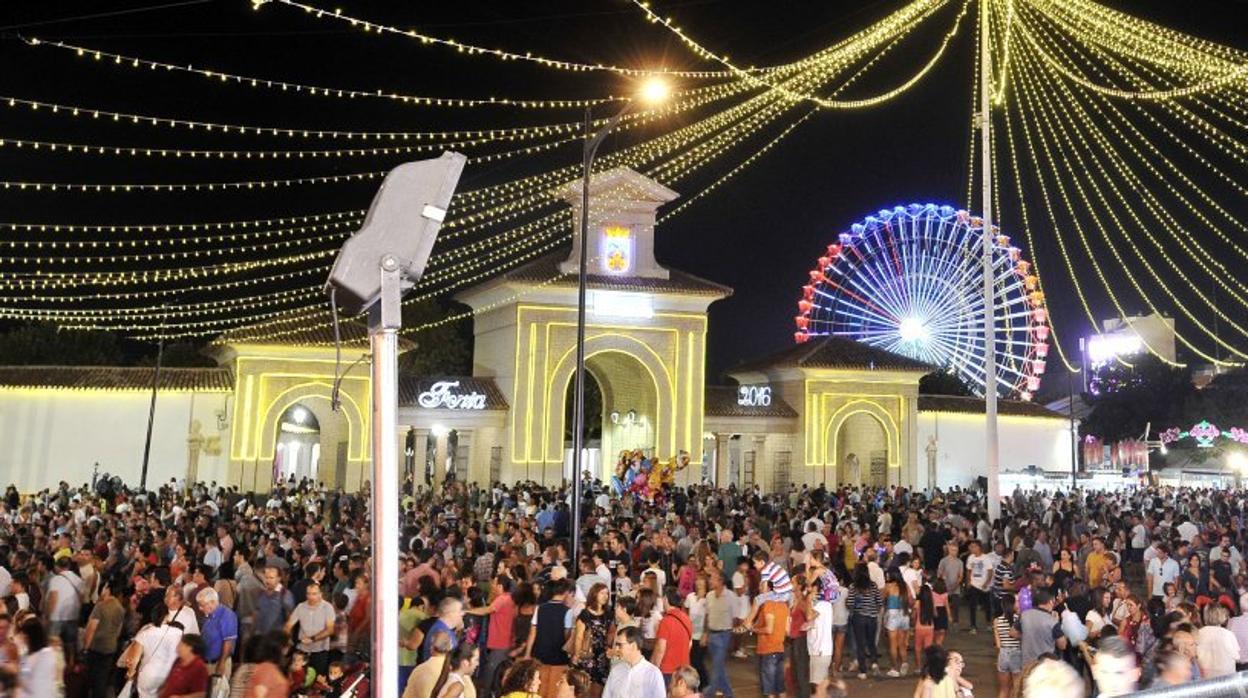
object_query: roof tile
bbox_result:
[0,366,233,392]
[704,386,798,418]
[733,336,933,374]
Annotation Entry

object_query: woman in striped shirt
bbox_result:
[993,592,1021,698]
[846,567,882,679]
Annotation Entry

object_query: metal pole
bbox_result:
[571,103,632,566]
[370,257,402,698]
[979,0,1001,521]
[139,335,164,491]
[1069,367,1079,492]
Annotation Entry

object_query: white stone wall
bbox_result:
[0,389,231,493]
[916,411,1074,490]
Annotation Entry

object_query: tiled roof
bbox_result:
[703,386,798,419]
[733,336,934,374]
[918,394,1067,419]
[398,376,509,410]
[0,366,233,392]
[494,251,733,297]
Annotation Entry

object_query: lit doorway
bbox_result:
[273,404,321,485]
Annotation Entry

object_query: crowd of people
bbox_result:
[0,474,1246,698]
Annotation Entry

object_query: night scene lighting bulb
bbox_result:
[639,77,671,105]
[899,317,926,342]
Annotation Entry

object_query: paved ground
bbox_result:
[724,616,1003,698]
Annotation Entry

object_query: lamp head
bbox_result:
[638,77,671,105]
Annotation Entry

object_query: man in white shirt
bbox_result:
[163,585,200,636]
[1146,544,1182,598]
[1176,516,1200,543]
[0,564,11,599]
[46,556,84,664]
[965,541,995,633]
[802,522,825,555]
[602,626,666,698]
[865,550,886,590]
[1130,517,1149,562]
[1219,534,1244,576]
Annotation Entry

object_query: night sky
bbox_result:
[2,1,1247,393]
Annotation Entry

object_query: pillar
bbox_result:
[753,435,768,493]
[714,434,730,488]
[433,431,449,487]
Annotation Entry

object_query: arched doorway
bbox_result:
[560,350,660,482]
[835,412,889,487]
[273,403,321,486]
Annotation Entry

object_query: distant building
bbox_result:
[1083,312,1176,368]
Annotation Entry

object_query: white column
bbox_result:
[715,434,730,488]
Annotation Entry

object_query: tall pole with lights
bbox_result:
[570,78,669,565]
[979,0,1001,521]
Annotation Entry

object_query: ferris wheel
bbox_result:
[793,203,1049,400]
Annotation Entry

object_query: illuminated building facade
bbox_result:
[0,169,1073,493]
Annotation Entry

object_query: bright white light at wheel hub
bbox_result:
[899,317,927,342]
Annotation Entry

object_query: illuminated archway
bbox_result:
[251,381,365,490]
[824,400,902,486]
[543,334,674,471]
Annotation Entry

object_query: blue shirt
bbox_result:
[421,618,457,660]
[255,588,293,635]
[201,605,239,663]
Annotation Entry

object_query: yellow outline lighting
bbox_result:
[235,374,255,461]
[545,336,670,464]
[508,304,708,465]
[823,399,903,470]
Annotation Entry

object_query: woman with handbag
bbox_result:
[119,620,185,698]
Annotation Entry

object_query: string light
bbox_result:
[0,82,756,195]
[1,0,916,333]
[629,0,970,109]
[2,93,592,141]
[1013,12,1248,352]
[23,37,626,110]
[0,130,564,160]
[254,0,756,78]
[1009,26,1215,366]
[1015,47,1246,362]
[1014,18,1248,100]
[1022,10,1248,260]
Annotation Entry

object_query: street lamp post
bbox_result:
[570,78,668,566]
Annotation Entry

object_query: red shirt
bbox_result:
[789,607,807,639]
[486,593,518,650]
[159,657,209,698]
[655,609,693,674]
